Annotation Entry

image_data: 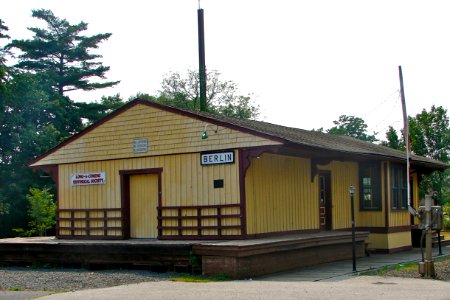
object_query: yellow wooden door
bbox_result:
[130,174,159,238]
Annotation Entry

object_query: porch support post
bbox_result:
[349,185,356,272]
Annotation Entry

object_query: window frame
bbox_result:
[390,163,408,211]
[359,162,382,211]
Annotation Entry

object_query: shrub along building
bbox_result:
[28,99,447,276]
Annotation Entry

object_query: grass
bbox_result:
[361,254,450,276]
[170,273,232,283]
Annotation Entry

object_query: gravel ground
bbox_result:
[1,258,448,294]
[0,267,173,292]
[375,258,450,281]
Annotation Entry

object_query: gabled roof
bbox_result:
[29,99,448,170]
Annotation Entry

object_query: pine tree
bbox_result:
[7,9,119,96]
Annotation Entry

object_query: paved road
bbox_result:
[2,246,449,300]
[34,276,450,300]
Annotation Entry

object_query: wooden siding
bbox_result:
[317,161,359,230]
[245,153,318,235]
[57,208,122,238]
[357,162,385,228]
[130,174,159,238]
[386,162,410,227]
[411,173,420,226]
[158,204,241,238]
[366,233,389,249]
[32,104,280,166]
[245,155,386,235]
[58,152,241,237]
[368,231,412,250]
[387,231,412,249]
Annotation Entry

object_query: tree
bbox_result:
[0,10,122,237]
[159,69,259,119]
[380,126,403,150]
[0,72,58,237]
[75,94,126,126]
[409,106,449,204]
[13,187,56,237]
[0,19,11,90]
[7,9,119,96]
[381,106,449,204]
[327,115,378,142]
[409,106,449,162]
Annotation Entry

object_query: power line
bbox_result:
[367,94,402,133]
[360,89,400,120]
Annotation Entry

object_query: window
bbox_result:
[391,164,407,210]
[359,163,381,210]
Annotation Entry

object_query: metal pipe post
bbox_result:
[349,185,356,272]
[424,195,435,278]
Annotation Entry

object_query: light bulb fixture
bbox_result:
[349,185,355,195]
[201,124,217,140]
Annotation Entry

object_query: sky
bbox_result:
[2,0,449,139]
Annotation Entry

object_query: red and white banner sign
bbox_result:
[71,172,106,186]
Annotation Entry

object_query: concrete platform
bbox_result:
[0,231,369,278]
[257,245,449,282]
[193,231,369,278]
[0,236,199,270]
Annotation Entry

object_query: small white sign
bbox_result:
[201,151,235,165]
[71,172,106,186]
[133,138,148,153]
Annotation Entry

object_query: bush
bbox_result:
[13,187,56,237]
[444,204,450,231]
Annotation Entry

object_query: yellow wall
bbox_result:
[356,162,385,228]
[130,173,159,238]
[388,231,412,249]
[245,155,394,235]
[367,231,412,250]
[411,173,420,226]
[386,162,410,227]
[245,153,318,234]
[317,161,359,230]
[32,103,280,166]
[58,152,241,236]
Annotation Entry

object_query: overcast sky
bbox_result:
[2,0,449,139]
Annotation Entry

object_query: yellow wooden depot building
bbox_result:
[29,99,447,253]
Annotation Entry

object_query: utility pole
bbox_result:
[198,5,207,112]
[398,66,416,216]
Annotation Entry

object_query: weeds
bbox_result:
[170,273,232,283]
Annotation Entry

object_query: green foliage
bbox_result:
[381,105,449,205]
[14,187,56,237]
[380,126,404,150]
[443,204,450,230]
[31,262,54,269]
[410,106,449,204]
[0,72,59,237]
[6,9,119,96]
[327,115,378,142]
[0,19,11,89]
[158,69,259,119]
[170,274,232,282]
[0,200,10,215]
[189,250,201,271]
[409,106,449,163]
[75,94,126,126]
[0,10,121,237]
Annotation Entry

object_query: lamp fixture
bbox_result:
[349,185,355,195]
[201,124,217,140]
